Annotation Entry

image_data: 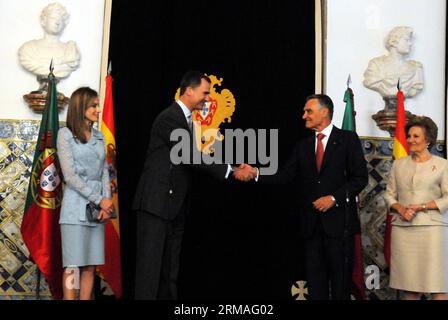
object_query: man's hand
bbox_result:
[233,163,257,182]
[312,196,336,212]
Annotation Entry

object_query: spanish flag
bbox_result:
[384,87,409,267]
[392,89,409,159]
[98,72,122,298]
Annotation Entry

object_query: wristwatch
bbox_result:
[421,203,427,212]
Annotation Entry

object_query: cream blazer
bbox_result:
[383,155,448,226]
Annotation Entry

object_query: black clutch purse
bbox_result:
[86,202,117,223]
[86,202,102,222]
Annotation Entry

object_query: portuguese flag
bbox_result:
[20,70,63,299]
[98,71,122,298]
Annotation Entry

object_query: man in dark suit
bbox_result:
[245,94,368,299]
[133,71,254,300]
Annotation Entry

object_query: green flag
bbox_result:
[340,85,366,299]
[342,88,355,132]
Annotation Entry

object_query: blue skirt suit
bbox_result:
[57,127,110,267]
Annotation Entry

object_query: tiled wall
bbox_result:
[0,120,50,299]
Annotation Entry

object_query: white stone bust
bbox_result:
[18,2,81,79]
[363,26,423,98]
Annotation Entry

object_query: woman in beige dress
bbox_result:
[384,116,448,300]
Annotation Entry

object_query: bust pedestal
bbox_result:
[371,97,415,137]
[23,77,68,113]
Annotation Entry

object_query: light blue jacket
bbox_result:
[57,127,111,226]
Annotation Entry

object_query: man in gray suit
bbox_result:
[133,70,254,299]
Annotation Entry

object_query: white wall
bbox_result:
[325,0,446,139]
[0,0,105,120]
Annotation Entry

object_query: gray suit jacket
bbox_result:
[132,102,228,220]
[57,127,110,226]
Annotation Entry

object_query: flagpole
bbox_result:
[394,79,401,300]
[32,60,57,300]
[341,76,360,299]
[35,60,54,300]
[347,74,356,131]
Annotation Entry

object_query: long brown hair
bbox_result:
[66,87,98,144]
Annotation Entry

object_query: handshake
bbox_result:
[232,163,258,182]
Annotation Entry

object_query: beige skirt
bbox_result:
[390,225,448,293]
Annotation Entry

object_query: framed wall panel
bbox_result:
[318,0,446,140]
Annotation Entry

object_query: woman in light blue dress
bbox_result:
[57,87,114,300]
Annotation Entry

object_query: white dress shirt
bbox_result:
[315,123,334,153]
[176,100,232,178]
[176,99,192,125]
[255,122,337,205]
[315,123,337,204]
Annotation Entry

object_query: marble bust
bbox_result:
[363,26,423,98]
[18,2,81,79]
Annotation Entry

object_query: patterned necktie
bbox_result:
[316,133,326,172]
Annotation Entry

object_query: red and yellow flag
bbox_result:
[384,88,409,267]
[392,89,409,160]
[98,73,122,298]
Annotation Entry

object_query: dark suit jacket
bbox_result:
[260,126,368,238]
[132,102,228,220]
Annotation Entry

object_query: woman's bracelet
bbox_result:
[421,203,427,212]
